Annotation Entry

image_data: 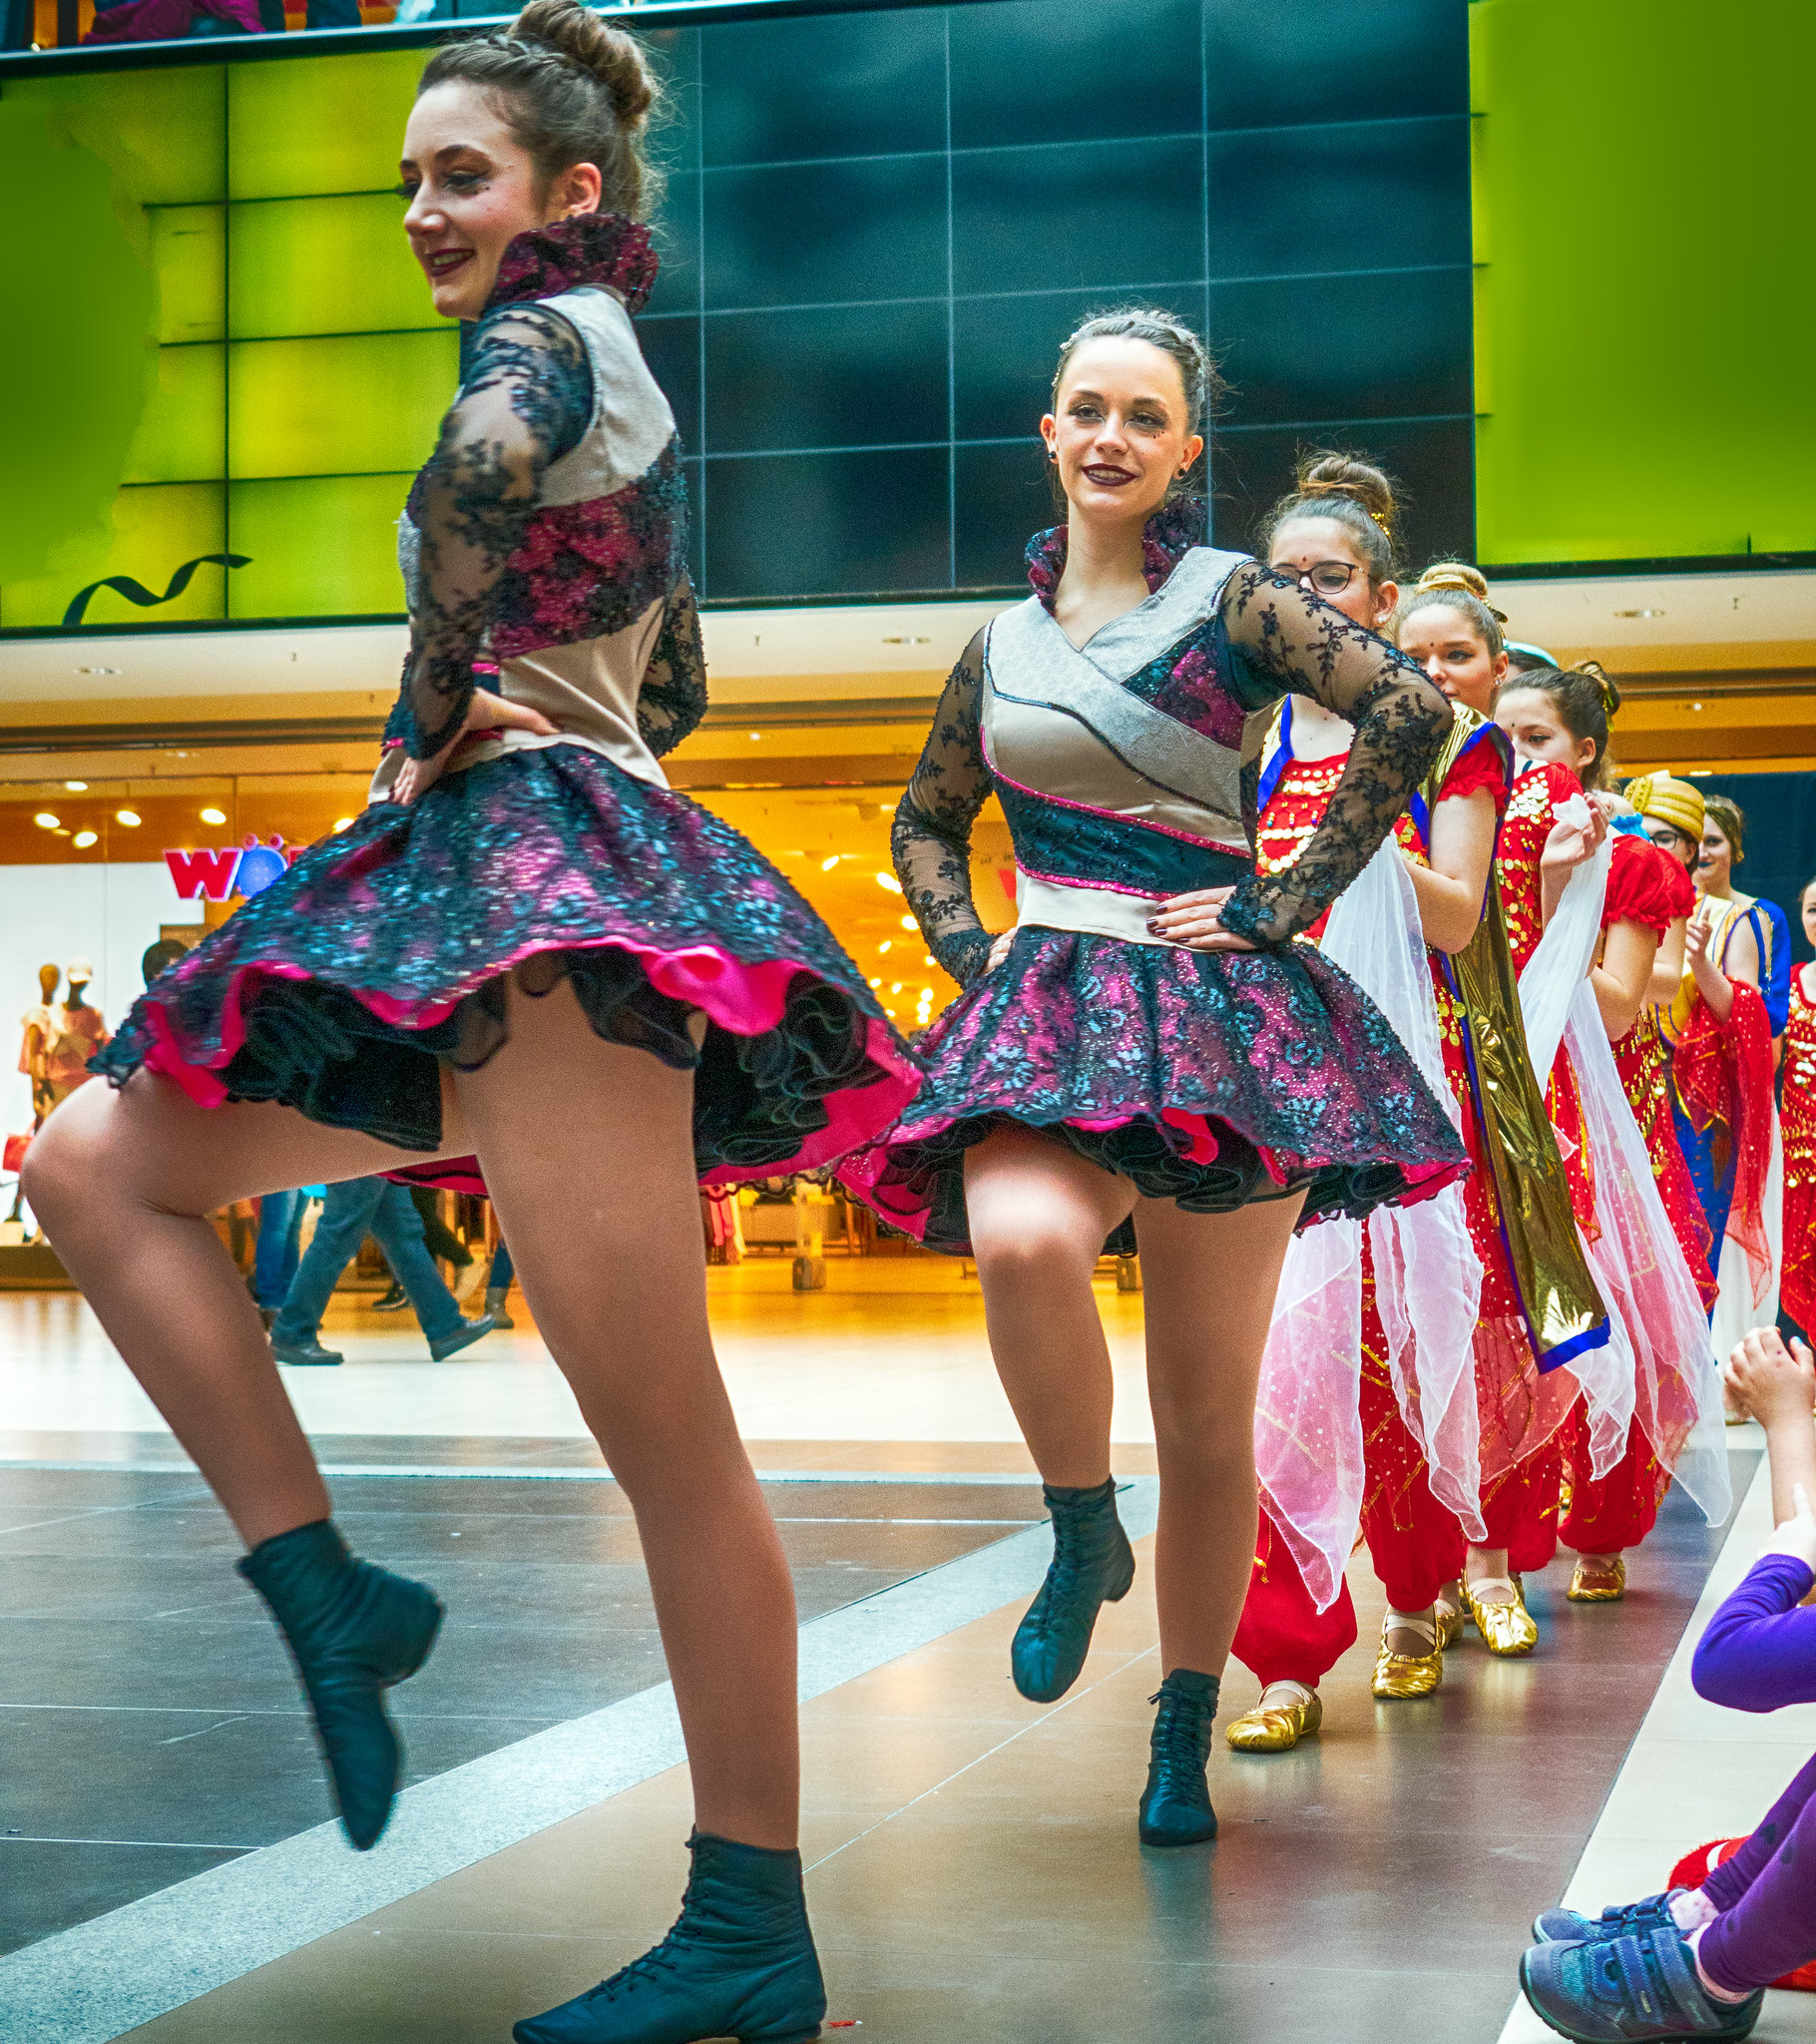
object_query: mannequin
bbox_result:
[19,964,61,1126]
[40,958,109,1114]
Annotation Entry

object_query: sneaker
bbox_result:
[1535,1893,1687,1945]
[454,1260,487,1307]
[1520,1929,1765,2042]
[371,1283,409,1312]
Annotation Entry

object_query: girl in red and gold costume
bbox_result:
[1227,476,1605,1752]
[1494,668,1719,1603]
[1782,876,1816,1339]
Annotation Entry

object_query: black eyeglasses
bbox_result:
[1289,560,1361,596]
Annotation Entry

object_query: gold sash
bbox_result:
[1434,712,1608,1367]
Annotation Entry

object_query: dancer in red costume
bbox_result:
[1227,475,1568,1752]
[1494,665,1717,1605]
[1782,878,1816,1339]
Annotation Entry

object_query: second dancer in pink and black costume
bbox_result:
[842,311,1466,1846]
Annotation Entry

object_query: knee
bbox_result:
[20,1101,109,1232]
[971,1219,1096,1290]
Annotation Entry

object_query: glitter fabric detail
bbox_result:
[486,215,659,316]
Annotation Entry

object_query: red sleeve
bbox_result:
[1435,726,1513,815]
[1603,831,1676,936]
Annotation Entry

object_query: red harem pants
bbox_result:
[1557,1404,1668,1553]
[1231,1343,1562,1690]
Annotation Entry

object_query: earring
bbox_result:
[1048,448,1058,463]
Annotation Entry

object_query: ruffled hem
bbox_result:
[837,926,1468,1256]
[95,748,918,1185]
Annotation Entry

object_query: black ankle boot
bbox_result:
[237,1519,442,1851]
[1010,1477,1135,1704]
[513,1830,827,2044]
[1138,1669,1219,1847]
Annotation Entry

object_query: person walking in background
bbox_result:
[269,1176,497,1367]
[372,1185,484,1310]
[252,1190,310,1331]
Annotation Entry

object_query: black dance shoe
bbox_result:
[1010,1477,1135,1703]
[237,1518,443,1850]
[1137,1669,1219,1847]
[513,1830,827,2044]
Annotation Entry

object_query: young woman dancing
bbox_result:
[842,317,1466,1841]
[1228,475,1599,1750]
[1494,667,1725,1605]
[26,12,916,2041]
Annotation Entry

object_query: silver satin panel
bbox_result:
[380,283,678,801]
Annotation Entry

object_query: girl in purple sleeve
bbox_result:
[1519,1326,1816,2042]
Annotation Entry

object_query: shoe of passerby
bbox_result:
[371,1282,409,1312]
[454,1260,487,1307]
[259,1306,276,1331]
[273,1335,344,1367]
[429,1312,498,1363]
[485,1285,516,1330]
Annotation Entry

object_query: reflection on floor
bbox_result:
[0,1280,1804,2044]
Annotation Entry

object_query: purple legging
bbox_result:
[1697,1749,1816,1994]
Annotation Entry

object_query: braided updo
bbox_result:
[1394,560,1508,659]
[1259,450,1399,584]
[419,0,663,218]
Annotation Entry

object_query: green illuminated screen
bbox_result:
[1470,0,1816,565]
[0,53,455,629]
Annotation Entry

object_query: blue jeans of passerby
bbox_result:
[273,1178,464,1345]
[253,1190,306,1309]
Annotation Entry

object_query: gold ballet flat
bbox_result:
[1225,1691,1322,1753]
[1372,1614,1443,1699]
[1434,1593,1466,1650]
[1568,1554,1626,1602]
[1464,1576,1539,1655]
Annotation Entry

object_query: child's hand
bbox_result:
[1762,1483,1816,1575]
[1723,1327,1816,1431]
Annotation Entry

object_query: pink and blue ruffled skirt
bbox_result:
[839,925,1467,1255]
[96,748,919,1188]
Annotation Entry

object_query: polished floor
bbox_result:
[0,1273,1812,2044]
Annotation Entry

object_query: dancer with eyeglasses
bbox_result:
[25,11,918,2039]
[842,320,1467,1841]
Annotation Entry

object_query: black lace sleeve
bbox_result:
[893,630,995,988]
[395,303,594,760]
[1216,561,1453,946]
[639,573,708,758]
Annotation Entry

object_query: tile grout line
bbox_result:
[0,1481,1158,2044]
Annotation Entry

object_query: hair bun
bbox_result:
[1576,658,1621,718]
[1296,452,1397,534]
[511,0,656,125]
[1415,560,1508,624]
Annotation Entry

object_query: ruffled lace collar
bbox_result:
[486,214,659,317]
[1026,497,1207,613]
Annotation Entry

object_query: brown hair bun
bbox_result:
[1414,560,1505,618]
[1258,447,1401,583]
[512,0,655,127]
[1295,452,1398,535]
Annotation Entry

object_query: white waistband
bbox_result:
[1015,872,1176,949]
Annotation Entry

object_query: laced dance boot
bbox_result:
[513,1831,827,2044]
[237,1518,443,1850]
[1137,1669,1218,1846]
[1010,1477,1135,1703]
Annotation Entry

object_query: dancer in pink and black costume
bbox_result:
[842,309,1467,1848]
[27,11,914,2040]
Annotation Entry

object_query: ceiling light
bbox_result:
[115,808,142,826]
[820,854,839,871]
[75,665,121,676]
[882,635,930,645]
[33,811,59,829]
[1690,702,1703,712]
[900,914,916,930]
[868,977,882,989]
[1613,608,1665,619]
[876,872,903,893]
[923,955,935,967]
[891,981,903,993]
[63,779,87,791]
[200,806,227,825]
[73,830,98,848]
[748,732,761,742]
[332,816,354,832]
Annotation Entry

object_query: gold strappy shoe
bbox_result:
[1464,1574,1539,1655]
[1568,1554,1626,1602]
[1225,1689,1322,1753]
[1372,1613,1443,1699]
[1434,1589,1466,1650]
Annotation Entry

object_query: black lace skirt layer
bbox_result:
[94,748,919,1190]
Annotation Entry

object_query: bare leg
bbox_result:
[453,979,799,1850]
[1135,1191,1306,1677]
[24,1076,471,1546]
[963,1125,1136,1488]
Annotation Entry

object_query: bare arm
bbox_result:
[1405,785,1496,956]
[1592,919,1660,1042]
[1648,915,1687,1007]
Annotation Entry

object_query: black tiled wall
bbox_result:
[640,0,1471,604]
